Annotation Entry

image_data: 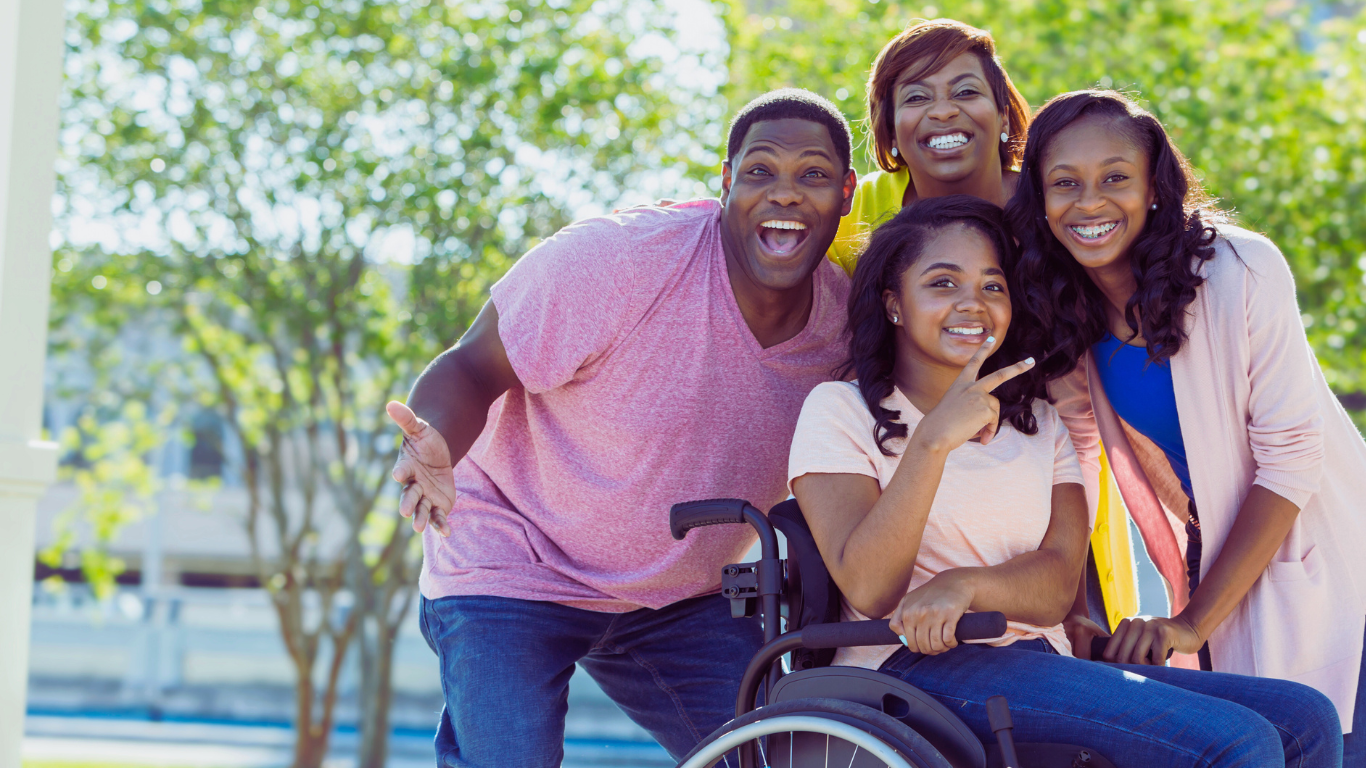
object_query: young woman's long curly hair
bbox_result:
[840,195,1044,456]
[1004,90,1227,382]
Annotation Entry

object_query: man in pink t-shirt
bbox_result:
[386,90,856,767]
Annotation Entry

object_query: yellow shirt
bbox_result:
[826,168,1140,630]
[828,168,911,277]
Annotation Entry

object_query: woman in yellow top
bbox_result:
[831,18,1141,650]
[827,19,1028,273]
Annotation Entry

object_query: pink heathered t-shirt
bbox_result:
[419,199,851,612]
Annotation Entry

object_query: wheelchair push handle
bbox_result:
[799,613,1007,649]
[670,499,761,540]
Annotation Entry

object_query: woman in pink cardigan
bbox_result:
[1006,89,1366,760]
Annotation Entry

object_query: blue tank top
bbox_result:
[1092,334,1193,498]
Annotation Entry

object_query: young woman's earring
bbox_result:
[1150,203,1158,210]
[891,146,899,158]
[1000,131,1009,143]
[892,315,899,324]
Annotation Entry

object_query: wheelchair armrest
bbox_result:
[669,498,755,540]
[800,614,1007,649]
[1090,636,1174,663]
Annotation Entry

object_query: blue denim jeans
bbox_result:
[878,639,1342,767]
[418,593,762,768]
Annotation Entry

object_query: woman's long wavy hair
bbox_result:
[1005,90,1226,382]
[840,195,1044,456]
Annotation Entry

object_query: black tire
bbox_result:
[678,696,956,768]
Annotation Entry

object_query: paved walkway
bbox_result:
[23,714,674,768]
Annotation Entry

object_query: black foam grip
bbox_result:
[799,612,1007,649]
[668,499,748,540]
[1089,636,1174,662]
[985,695,1014,731]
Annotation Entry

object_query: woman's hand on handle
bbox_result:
[914,336,1035,451]
[1064,613,1110,661]
[387,400,457,537]
[889,571,976,655]
[1100,615,1203,665]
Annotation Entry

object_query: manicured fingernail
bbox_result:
[1025,357,1035,364]
[898,634,909,646]
[986,336,995,344]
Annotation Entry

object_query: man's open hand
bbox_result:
[387,400,456,537]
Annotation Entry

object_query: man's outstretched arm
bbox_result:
[387,300,522,536]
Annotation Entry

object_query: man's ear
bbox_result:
[841,169,857,217]
[720,161,733,204]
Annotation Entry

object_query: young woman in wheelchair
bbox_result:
[787,194,1343,766]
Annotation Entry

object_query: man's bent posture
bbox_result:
[388,89,856,767]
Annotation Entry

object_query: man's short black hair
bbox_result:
[726,88,852,172]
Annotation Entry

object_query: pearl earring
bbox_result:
[1150,203,1157,210]
[892,315,899,324]
[891,146,899,158]
[1000,131,1009,143]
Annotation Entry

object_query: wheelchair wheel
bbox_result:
[677,697,955,768]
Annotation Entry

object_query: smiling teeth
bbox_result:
[946,327,985,336]
[1071,222,1118,239]
[928,133,968,149]
[760,220,807,230]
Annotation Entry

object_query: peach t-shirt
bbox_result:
[788,381,1088,669]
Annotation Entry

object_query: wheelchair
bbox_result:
[668,498,1117,768]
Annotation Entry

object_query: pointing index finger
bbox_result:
[976,356,1037,392]
[953,335,998,386]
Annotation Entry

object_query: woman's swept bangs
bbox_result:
[865,19,1030,175]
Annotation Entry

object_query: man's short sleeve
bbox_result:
[490,218,636,394]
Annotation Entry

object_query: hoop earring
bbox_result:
[891,146,899,158]
[1000,132,1009,143]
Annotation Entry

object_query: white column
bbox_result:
[0,0,66,766]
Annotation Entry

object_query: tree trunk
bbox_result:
[292,669,329,768]
[357,616,397,768]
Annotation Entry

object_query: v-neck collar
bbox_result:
[715,223,827,360]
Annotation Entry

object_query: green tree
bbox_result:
[38,403,169,601]
[51,0,718,765]
[723,0,1366,398]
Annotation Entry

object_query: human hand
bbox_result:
[1064,613,1110,661]
[386,400,456,537]
[913,336,1035,451]
[1098,615,1203,665]
[888,572,976,655]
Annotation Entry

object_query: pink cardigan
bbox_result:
[1052,225,1366,730]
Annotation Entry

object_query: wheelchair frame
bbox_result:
[670,497,1115,768]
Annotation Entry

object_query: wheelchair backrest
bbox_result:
[769,499,844,669]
